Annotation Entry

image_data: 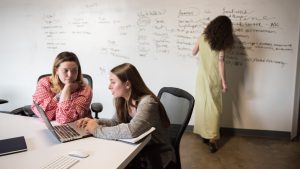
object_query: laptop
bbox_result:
[33,101,91,143]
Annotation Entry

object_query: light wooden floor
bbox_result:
[180,132,300,169]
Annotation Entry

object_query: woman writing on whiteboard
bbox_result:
[192,15,234,153]
[31,51,92,124]
[77,63,175,169]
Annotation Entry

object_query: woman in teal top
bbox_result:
[192,15,234,153]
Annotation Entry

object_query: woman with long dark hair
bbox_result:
[77,63,175,168]
[192,15,234,153]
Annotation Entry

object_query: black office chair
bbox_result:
[158,87,194,169]
[11,74,103,118]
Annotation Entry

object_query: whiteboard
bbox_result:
[0,0,299,134]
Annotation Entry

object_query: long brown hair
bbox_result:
[204,15,234,51]
[111,63,170,127]
[50,51,84,93]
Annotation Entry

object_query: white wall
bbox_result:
[0,0,299,133]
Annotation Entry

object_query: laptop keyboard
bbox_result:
[54,125,80,140]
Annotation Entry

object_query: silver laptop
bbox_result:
[33,101,91,143]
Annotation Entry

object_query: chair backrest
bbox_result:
[38,74,93,88]
[158,87,194,169]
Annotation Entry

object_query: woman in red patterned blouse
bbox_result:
[31,51,92,124]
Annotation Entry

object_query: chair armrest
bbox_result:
[0,99,8,104]
[22,105,36,117]
[91,102,103,119]
[10,107,26,116]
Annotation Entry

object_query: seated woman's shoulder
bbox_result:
[38,76,51,85]
[140,95,157,104]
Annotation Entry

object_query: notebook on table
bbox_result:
[33,101,91,143]
[0,136,27,156]
[118,127,155,144]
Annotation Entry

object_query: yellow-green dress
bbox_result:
[193,34,222,140]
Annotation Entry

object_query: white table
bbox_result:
[0,113,150,169]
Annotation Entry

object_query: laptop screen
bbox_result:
[33,101,60,139]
